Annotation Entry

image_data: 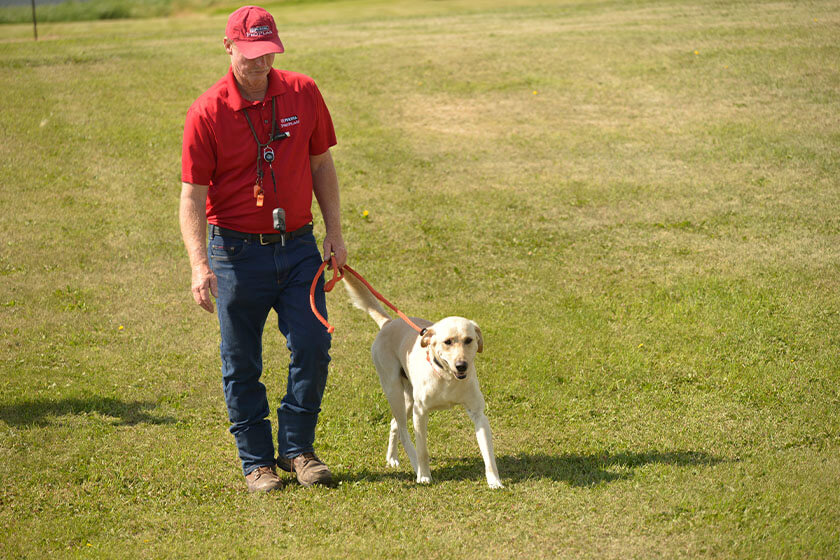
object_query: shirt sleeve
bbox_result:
[308,83,337,156]
[181,105,217,186]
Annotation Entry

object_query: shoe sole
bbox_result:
[247,484,283,493]
[276,457,335,487]
[298,476,336,488]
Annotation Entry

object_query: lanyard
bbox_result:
[242,97,279,207]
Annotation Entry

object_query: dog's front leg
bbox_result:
[412,406,432,484]
[467,407,504,489]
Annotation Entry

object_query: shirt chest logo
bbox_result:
[280,115,300,128]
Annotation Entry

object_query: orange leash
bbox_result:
[309,257,426,335]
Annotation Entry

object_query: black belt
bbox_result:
[210,223,313,246]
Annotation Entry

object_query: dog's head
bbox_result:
[420,317,483,380]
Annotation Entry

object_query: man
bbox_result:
[179,5,347,492]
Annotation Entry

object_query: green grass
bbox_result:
[0,0,170,24]
[1,0,839,557]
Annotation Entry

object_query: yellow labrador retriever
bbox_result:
[343,272,503,488]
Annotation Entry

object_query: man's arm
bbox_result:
[179,182,217,313]
[311,149,347,268]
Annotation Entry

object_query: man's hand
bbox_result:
[323,233,347,270]
[191,264,218,313]
[180,182,217,313]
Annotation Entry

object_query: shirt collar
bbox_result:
[224,67,287,111]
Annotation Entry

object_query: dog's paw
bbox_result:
[386,457,400,468]
[416,475,432,484]
[487,479,505,489]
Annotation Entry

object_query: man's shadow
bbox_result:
[0,396,175,427]
[343,450,723,487]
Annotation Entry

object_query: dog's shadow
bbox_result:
[343,450,723,487]
[0,396,176,427]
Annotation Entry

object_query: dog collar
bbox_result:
[426,350,446,374]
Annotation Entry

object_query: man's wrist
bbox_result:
[325,225,343,238]
[191,261,211,273]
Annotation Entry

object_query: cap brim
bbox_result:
[235,37,284,59]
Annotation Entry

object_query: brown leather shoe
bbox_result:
[277,452,335,487]
[245,465,283,493]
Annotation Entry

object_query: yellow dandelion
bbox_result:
[362,210,369,218]
[694,50,700,55]
[118,325,125,331]
[532,90,538,95]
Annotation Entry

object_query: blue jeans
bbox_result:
[208,228,331,476]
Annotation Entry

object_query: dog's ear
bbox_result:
[420,328,434,348]
[472,322,484,353]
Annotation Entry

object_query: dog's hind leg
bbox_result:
[386,418,401,467]
[385,387,418,475]
[376,361,419,476]
[386,378,413,468]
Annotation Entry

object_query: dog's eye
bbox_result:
[465,337,473,345]
[444,339,453,345]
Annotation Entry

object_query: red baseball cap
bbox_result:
[225,6,285,59]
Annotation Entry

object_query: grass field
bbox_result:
[1,0,839,557]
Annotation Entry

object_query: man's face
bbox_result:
[224,38,275,89]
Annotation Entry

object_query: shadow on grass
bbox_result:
[497,450,723,486]
[490,450,721,487]
[0,396,175,427]
[342,450,723,487]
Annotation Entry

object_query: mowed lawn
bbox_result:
[1,0,839,557]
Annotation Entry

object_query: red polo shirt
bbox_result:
[182,68,337,233]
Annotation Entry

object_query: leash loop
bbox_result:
[309,260,426,335]
[322,256,343,291]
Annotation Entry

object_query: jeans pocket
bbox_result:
[210,237,249,262]
[296,233,318,248]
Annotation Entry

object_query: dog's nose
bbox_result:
[455,361,468,373]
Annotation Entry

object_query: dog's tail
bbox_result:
[342,271,391,329]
